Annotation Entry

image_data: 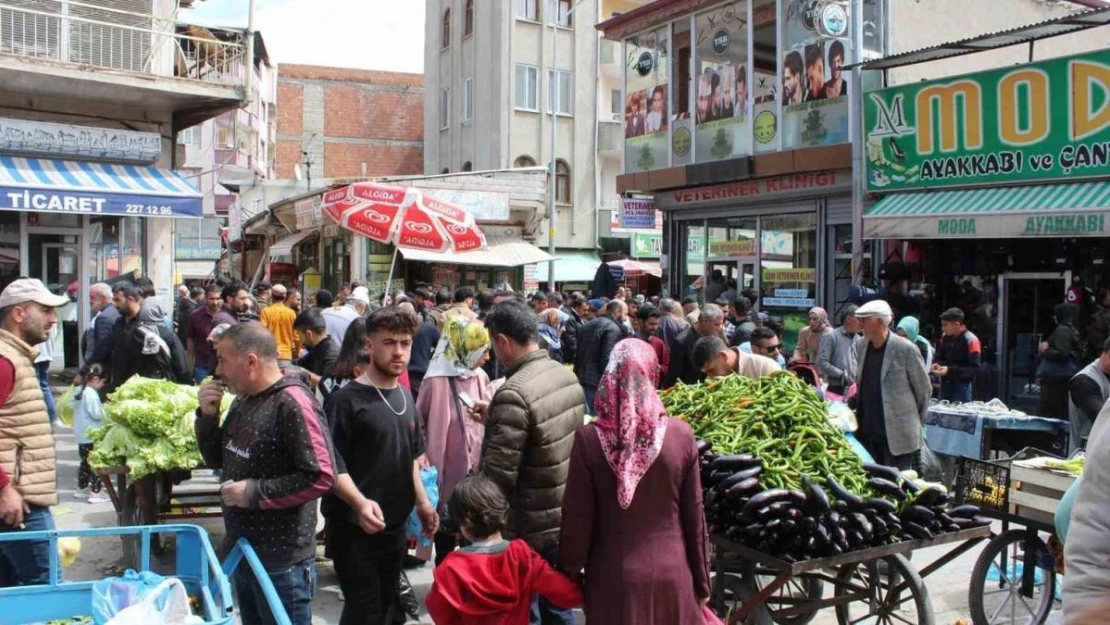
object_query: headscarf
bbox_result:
[896,316,934,363]
[809,307,830,331]
[593,339,669,509]
[425,315,490,379]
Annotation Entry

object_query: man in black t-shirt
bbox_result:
[324,307,438,625]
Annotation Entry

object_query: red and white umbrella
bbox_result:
[608,258,662,278]
[322,182,486,254]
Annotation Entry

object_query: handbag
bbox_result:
[1035,357,1080,383]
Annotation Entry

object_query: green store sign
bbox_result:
[864,49,1110,192]
[631,233,705,261]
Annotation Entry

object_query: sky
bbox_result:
[184,0,426,74]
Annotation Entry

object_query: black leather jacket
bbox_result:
[574,315,623,387]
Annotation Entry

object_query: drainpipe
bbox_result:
[593,28,601,251]
[849,0,864,284]
[244,0,256,104]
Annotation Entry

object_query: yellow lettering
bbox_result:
[999,70,1049,145]
[1071,60,1110,140]
[915,81,983,154]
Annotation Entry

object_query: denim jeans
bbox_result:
[234,557,316,625]
[0,505,56,587]
[34,362,57,424]
[583,385,597,416]
[193,366,212,385]
[940,381,973,403]
[530,545,575,625]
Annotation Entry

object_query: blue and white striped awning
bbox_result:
[0,156,202,218]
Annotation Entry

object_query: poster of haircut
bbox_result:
[781,0,850,148]
[625,27,670,172]
[694,0,751,161]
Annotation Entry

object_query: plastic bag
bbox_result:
[702,605,724,625]
[58,386,76,426]
[92,570,199,625]
[405,466,439,549]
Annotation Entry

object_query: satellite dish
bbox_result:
[293,163,303,182]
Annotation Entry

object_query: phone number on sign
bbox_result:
[125,204,176,216]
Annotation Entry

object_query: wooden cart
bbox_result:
[710,526,991,625]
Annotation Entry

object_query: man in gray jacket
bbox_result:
[1064,397,1110,622]
[818,304,860,395]
[475,299,585,625]
[853,300,932,469]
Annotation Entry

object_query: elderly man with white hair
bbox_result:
[84,282,119,365]
[852,300,933,469]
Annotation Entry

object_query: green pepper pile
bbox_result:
[661,372,870,494]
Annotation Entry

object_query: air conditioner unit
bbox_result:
[610,113,622,123]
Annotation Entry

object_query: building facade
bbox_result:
[0,0,251,369]
[425,0,646,288]
[175,32,276,282]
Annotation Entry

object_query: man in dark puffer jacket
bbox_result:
[574,299,627,413]
[476,300,584,625]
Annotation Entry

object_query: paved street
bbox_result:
[48,413,1061,625]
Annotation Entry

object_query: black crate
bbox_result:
[953,456,1011,513]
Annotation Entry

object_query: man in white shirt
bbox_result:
[693,334,781,379]
[322,286,370,344]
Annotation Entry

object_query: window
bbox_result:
[610,89,622,116]
[555,160,570,203]
[463,77,474,122]
[440,88,450,129]
[514,155,537,168]
[514,64,539,111]
[462,161,473,172]
[464,0,475,36]
[442,9,451,48]
[546,69,573,114]
[547,0,572,27]
[177,126,200,146]
[515,0,538,21]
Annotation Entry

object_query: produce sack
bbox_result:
[92,570,199,625]
[57,385,76,426]
[405,466,439,549]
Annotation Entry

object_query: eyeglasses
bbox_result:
[760,343,782,353]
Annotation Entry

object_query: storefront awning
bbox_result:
[609,259,662,278]
[534,250,602,283]
[864,181,1110,239]
[399,235,555,267]
[269,230,317,258]
[0,156,202,218]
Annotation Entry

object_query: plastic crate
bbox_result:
[953,456,1011,513]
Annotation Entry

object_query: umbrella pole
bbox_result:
[384,247,399,301]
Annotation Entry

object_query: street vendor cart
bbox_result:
[954,448,1077,625]
[710,526,991,625]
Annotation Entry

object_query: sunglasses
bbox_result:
[760,343,782,353]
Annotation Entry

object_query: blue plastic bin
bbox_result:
[0,524,290,625]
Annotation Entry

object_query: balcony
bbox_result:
[0,2,250,127]
[599,118,622,157]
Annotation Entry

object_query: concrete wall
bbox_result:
[887,0,1110,85]
[275,64,424,181]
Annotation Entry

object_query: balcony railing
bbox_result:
[0,3,248,88]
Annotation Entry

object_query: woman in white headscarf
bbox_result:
[792,306,834,364]
[415,314,498,563]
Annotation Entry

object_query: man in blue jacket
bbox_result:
[84,282,118,366]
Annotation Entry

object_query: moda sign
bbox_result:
[865,50,1110,192]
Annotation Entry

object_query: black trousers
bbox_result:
[331,523,406,625]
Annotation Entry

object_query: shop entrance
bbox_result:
[704,258,758,302]
[997,272,1070,413]
[28,230,86,369]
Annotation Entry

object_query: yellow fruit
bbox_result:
[58,537,81,567]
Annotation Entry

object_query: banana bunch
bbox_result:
[58,537,82,568]
[968,476,1007,508]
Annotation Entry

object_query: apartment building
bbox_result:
[0,0,252,368]
[175,32,276,281]
[425,0,652,287]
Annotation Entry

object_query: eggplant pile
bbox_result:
[700,445,993,562]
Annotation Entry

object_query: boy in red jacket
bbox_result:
[426,477,582,625]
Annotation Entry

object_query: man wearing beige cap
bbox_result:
[259,284,300,365]
[852,299,932,470]
[0,278,67,586]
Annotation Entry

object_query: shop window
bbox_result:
[515,0,538,21]
[514,155,536,168]
[555,160,570,203]
[464,0,474,36]
[442,9,451,49]
[88,216,146,282]
[760,213,818,352]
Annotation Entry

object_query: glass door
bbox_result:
[29,231,83,369]
[998,272,1069,413]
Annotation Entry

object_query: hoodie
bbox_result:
[425,539,582,625]
[195,374,337,569]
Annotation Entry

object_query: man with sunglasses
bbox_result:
[749,327,787,368]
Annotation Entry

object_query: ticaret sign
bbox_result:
[864,49,1110,192]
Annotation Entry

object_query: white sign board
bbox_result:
[423,188,510,222]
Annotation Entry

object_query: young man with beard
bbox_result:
[324,308,438,625]
[187,285,238,383]
[195,323,336,625]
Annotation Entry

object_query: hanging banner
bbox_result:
[694,0,750,162]
[619,197,658,229]
[624,27,670,172]
[864,49,1110,192]
[781,0,851,149]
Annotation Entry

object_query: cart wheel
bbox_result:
[968,529,1056,625]
[834,555,934,625]
[709,572,775,625]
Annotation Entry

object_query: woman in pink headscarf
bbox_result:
[558,339,710,625]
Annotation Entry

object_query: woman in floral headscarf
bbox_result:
[416,314,499,564]
[558,339,710,625]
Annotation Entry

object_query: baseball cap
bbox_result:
[271,284,287,297]
[255,280,272,291]
[349,286,371,306]
[0,278,69,309]
[854,300,893,318]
